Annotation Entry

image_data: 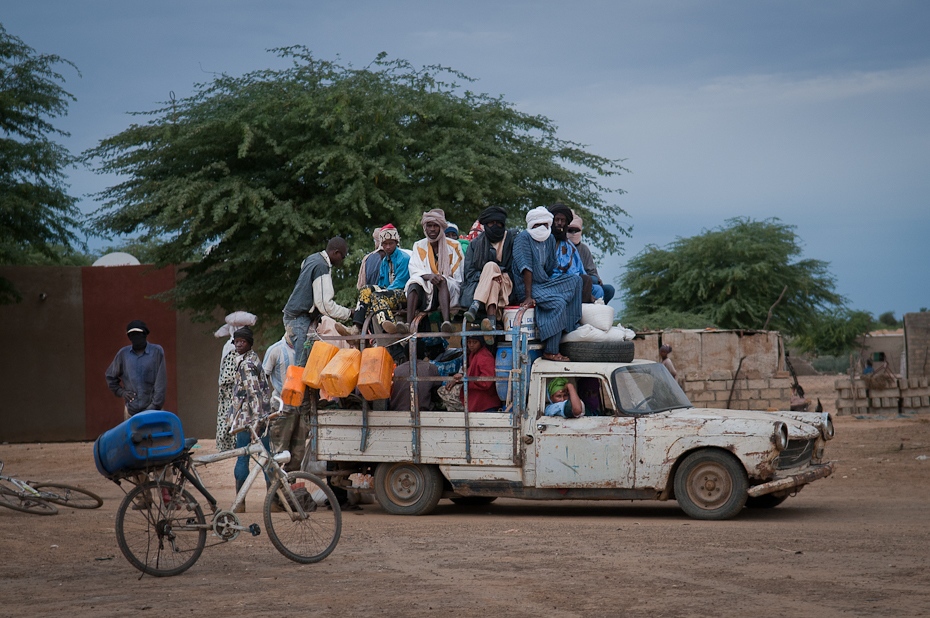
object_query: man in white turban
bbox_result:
[384,208,464,334]
[510,206,582,361]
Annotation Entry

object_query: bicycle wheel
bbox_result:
[264,471,341,564]
[0,480,58,515]
[115,481,206,577]
[33,483,103,509]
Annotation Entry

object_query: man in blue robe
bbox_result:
[511,206,582,361]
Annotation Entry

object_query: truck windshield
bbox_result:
[611,363,692,415]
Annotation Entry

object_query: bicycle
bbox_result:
[0,460,103,515]
[113,398,341,577]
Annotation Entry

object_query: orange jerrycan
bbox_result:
[320,348,362,398]
[357,346,396,401]
[281,365,307,406]
[302,341,340,389]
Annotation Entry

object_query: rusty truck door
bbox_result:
[533,376,635,488]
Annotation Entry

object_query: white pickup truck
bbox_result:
[307,326,835,520]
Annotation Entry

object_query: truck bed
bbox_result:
[314,409,520,466]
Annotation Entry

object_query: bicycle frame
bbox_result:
[183,426,292,515]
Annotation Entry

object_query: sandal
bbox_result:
[543,353,571,362]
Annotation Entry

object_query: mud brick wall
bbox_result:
[904,312,930,379]
[637,329,791,410]
[682,375,792,411]
[834,376,930,416]
[900,377,930,414]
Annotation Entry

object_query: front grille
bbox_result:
[776,439,814,470]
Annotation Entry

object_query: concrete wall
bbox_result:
[0,265,222,443]
[904,312,930,379]
[635,329,790,410]
[857,331,905,375]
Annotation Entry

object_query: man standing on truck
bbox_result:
[511,206,582,362]
[283,236,356,367]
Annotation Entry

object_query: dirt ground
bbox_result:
[2,375,929,617]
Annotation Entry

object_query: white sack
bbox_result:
[580,304,615,332]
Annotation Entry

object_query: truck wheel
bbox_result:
[673,450,748,520]
[374,463,443,516]
[559,340,634,363]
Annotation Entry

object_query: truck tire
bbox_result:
[374,463,443,516]
[559,340,634,363]
[673,449,748,520]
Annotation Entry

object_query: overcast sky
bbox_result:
[4,1,929,319]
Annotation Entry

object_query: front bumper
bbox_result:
[747,461,836,498]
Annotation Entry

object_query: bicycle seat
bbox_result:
[184,437,199,451]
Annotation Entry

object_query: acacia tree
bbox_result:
[86,48,629,324]
[619,218,841,337]
[0,24,82,302]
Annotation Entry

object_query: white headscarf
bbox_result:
[421,209,452,276]
[525,207,553,243]
[568,213,583,245]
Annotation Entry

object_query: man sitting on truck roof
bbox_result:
[460,205,518,340]
[511,206,583,362]
[384,209,465,335]
[544,377,586,418]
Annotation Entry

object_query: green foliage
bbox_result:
[619,217,841,337]
[0,23,83,303]
[85,48,630,323]
[793,308,874,357]
[619,307,717,332]
[877,311,901,328]
[810,354,850,375]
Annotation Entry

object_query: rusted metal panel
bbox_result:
[534,416,636,488]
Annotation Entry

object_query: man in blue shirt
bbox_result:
[544,377,586,418]
[105,320,167,420]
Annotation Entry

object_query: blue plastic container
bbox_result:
[93,410,185,479]
[495,344,543,402]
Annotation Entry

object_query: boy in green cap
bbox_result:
[544,377,585,418]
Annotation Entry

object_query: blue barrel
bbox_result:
[495,344,545,402]
[495,347,513,402]
[93,411,185,479]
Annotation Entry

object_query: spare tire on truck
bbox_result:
[559,340,635,363]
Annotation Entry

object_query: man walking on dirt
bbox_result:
[105,320,167,420]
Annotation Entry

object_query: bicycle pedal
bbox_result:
[249,523,261,537]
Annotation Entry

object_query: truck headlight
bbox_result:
[821,413,835,441]
[773,422,789,451]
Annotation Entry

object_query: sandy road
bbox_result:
[1,413,929,617]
